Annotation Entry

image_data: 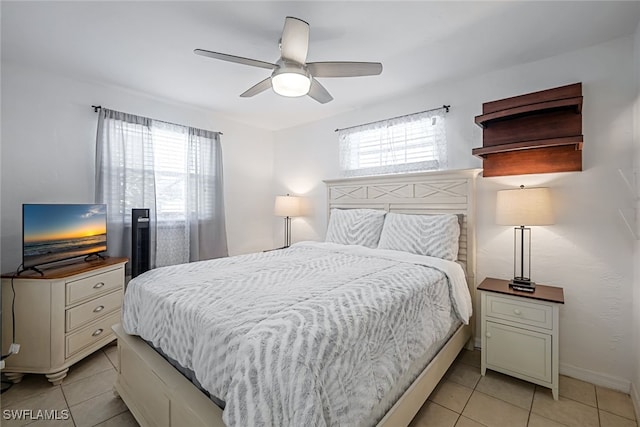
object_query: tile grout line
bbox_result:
[102,348,117,370]
[62,369,120,409]
[78,389,129,427]
[595,386,601,427]
[59,383,78,427]
[89,406,130,427]
[2,382,61,409]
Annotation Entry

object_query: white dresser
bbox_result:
[1,257,127,385]
[479,277,564,400]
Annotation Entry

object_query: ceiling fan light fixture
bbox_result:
[271,67,311,97]
[195,17,383,103]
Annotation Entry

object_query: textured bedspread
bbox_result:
[122,242,471,427]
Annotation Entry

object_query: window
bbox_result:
[150,124,216,222]
[338,109,447,177]
[96,109,227,268]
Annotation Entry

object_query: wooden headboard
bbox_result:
[323,168,481,292]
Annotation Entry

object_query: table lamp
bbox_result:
[274,194,302,248]
[496,185,554,292]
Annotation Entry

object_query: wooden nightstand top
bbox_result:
[478,277,564,304]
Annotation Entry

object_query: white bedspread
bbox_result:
[122,242,471,427]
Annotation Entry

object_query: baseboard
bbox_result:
[559,362,631,393]
[631,382,640,422]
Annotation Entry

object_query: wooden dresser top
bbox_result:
[2,257,128,280]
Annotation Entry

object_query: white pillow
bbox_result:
[325,208,386,248]
[377,213,460,260]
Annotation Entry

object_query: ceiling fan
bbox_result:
[194,16,383,104]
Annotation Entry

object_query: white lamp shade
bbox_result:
[496,187,554,226]
[274,195,302,217]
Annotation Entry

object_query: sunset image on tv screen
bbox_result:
[23,204,107,268]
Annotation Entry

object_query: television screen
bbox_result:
[23,204,108,268]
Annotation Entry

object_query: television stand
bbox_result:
[1,257,127,385]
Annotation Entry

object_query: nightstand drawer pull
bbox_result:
[93,305,105,313]
[513,309,522,315]
[92,328,104,337]
[93,282,105,289]
[486,332,491,338]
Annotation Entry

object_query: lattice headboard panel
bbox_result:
[323,169,481,289]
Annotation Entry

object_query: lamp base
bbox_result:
[509,277,536,292]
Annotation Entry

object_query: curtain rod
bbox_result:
[91,105,223,135]
[334,104,450,133]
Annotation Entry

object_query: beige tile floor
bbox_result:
[1,346,637,427]
[411,350,639,427]
[1,342,137,427]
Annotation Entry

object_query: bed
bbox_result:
[113,168,481,427]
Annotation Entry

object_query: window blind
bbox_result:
[338,109,447,177]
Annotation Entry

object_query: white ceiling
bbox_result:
[2,1,640,131]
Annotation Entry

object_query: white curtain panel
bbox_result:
[95,109,227,270]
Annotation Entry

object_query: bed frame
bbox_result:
[113,168,481,427]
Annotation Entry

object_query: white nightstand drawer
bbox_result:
[485,293,553,329]
[66,267,123,306]
[485,321,552,383]
[65,289,123,332]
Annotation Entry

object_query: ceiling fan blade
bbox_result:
[307,62,383,78]
[240,77,272,98]
[307,78,333,104]
[280,17,309,64]
[194,49,276,70]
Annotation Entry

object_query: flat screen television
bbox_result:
[23,204,108,269]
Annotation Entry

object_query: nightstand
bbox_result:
[478,277,564,400]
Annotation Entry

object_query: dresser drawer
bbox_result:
[65,290,123,332]
[485,293,553,329]
[66,267,123,306]
[66,311,120,358]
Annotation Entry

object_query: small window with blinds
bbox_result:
[338,108,448,177]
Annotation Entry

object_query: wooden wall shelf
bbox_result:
[472,136,583,158]
[472,83,583,177]
[474,97,582,128]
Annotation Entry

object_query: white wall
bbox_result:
[0,62,275,271]
[274,36,637,391]
[632,18,640,417]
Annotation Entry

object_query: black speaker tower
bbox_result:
[131,208,150,278]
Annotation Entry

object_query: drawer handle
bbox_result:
[92,328,104,337]
[93,282,105,289]
[513,309,522,315]
[93,305,105,313]
[486,332,492,338]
